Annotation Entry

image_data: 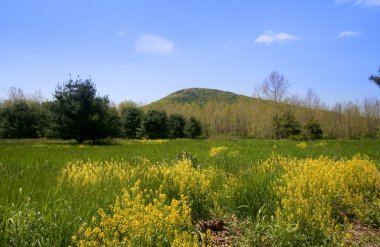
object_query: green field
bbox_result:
[1,139,379,246]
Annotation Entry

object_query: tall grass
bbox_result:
[0,139,379,246]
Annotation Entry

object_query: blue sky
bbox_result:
[1,0,379,105]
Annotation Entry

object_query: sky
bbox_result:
[1,0,379,106]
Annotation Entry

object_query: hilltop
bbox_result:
[149,88,253,106]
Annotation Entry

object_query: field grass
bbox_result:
[0,138,379,246]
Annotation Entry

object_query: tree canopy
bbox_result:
[257,71,290,105]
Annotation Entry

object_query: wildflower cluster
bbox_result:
[71,181,198,246]
[314,141,327,148]
[57,159,132,187]
[137,139,168,144]
[274,155,380,244]
[147,159,217,219]
[209,146,228,157]
[296,141,307,149]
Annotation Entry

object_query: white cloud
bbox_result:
[338,31,360,38]
[336,0,380,7]
[136,34,175,54]
[255,31,299,45]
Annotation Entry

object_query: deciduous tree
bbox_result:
[257,71,290,115]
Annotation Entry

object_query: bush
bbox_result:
[273,112,301,139]
[304,118,323,140]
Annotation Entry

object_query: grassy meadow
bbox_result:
[1,138,379,246]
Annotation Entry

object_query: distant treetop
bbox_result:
[369,68,380,87]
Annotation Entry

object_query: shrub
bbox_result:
[273,112,301,139]
[304,118,323,140]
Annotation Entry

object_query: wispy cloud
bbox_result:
[254,31,299,45]
[136,34,175,54]
[117,29,127,36]
[338,31,360,38]
[336,0,380,7]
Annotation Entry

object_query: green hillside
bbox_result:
[151,88,252,106]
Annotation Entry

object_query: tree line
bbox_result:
[1,69,379,141]
[0,78,202,143]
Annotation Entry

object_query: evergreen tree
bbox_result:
[52,78,121,143]
[168,114,186,138]
[186,116,202,139]
[304,118,323,140]
[141,110,168,139]
[274,112,301,139]
[123,106,143,139]
[0,100,44,138]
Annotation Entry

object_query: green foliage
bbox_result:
[1,196,57,246]
[153,88,250,106]
[141,109,169,139]
[369,68,380,87]
[122,106,143,139]
[175,150,199,167]
[0,100,49,139]
[186,116,202,138]
[52,78,121,143]
[273,112,301,139]
[168,114,186,138]
[304,118,323,140]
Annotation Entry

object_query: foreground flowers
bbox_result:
[62,155,380,246]
[71,180,198,247]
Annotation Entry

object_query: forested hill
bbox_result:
[150,88,253,106]
[145,87,380,139]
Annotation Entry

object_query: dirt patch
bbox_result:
[345,222,380,247]
[197,215,242,246]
